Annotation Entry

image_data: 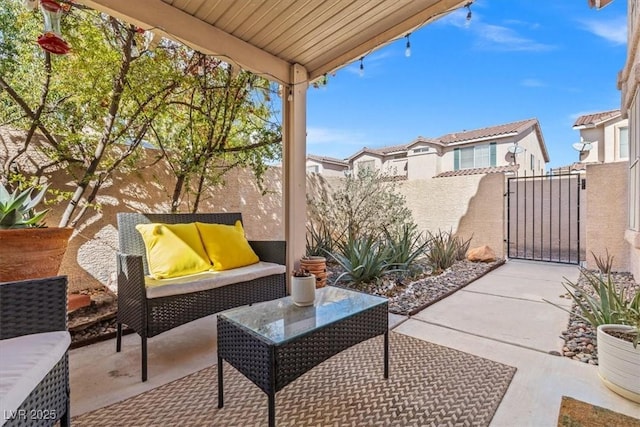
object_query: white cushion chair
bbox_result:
[0,276,70,427]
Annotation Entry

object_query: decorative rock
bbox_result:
[466,245,496,263]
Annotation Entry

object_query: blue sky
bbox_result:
[305,0,628,170]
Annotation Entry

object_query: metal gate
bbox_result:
[506,173,585,264]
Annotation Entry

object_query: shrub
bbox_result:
[383,223,430,272]
[306,168,413,245]
[592,249,614,275]
[306,221,338,257]
[424,230,461,273]
[545,268,639,347]
[330,234,402,286]
[455,234,473,261]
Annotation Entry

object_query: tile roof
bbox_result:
[346,117,548,162]
[437,118,539,145]
[369,143,411,155]
[307,154,348,166]
[572,109,621,128]
[435,164,520,178]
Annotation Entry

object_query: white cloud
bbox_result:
[478,24,555,51]
[344,50,394,77]
[439,10,555,52]
[579,16,627,45]
[521,78,546,87]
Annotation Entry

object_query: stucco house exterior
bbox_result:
[340,118,549,180]
[305,154,349,176]
[618,0,640,278]
[573,109,629,164]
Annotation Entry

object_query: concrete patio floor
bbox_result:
[69,259,640,425]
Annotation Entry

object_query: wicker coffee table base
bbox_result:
[217,303,388,427]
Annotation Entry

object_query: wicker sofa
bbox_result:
[115,212,287,381]
[0,276,70,427]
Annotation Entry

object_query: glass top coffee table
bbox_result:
[217,286,388,427]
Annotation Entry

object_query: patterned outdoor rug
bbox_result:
[73,332,516,426]
[557,396,640,427]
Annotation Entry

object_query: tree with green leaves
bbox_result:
[0,0,282,225]
[149,55,281,213]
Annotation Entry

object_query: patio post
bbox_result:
[283,63,308,291]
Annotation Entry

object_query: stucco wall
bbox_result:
[398,174,505,258]
[1,128,283,292]
[585,162,630,271]
[407,151,440,180]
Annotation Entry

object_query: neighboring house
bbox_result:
[618,0,640,278]
[346,143,411,178]
[345,118,549,180]
[305,154,349,176]
[572,109,629,164]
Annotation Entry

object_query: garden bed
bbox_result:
[330,258,505,315]
[559,270,639,365]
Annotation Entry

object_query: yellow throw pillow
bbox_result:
[195,220,259,271]
[135,223,211,279]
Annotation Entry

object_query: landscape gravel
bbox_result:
[330,259,505,315]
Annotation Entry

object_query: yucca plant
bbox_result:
[383,223,430,271]
[592,249,614,275]
[0,183,49,229]
[306,221,338,257]
[425,230,459,273]
[545,268,632,327]
[454,234,473,261]
[330,234,403,286]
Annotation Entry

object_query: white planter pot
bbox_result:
[291,275,316,306]
[597,324,640,403]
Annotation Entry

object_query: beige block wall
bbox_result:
[1,129,284,292]
[628,231,640,279]
[398,174,505,258]
[585,162,630,271]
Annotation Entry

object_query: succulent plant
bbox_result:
[0,183,49,229]
[293,268,312,277]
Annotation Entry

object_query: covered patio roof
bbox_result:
[79,0,469,84]
[77,0,470,274]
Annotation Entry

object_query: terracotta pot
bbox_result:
[597,324,640,403]
[0,227,73,282]
[300,256,327,288]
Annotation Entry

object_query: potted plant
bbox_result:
[291,268,316,306]
[300,255,327,288]
[597,289,639,403]
[550,267,639,403]
[0,183,73,282]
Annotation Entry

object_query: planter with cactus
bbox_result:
[291,269,316,306]
[597,324,640,403]
[0,184,72,282]
[546,257,639,404]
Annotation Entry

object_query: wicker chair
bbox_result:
[0,276,70,427]
[116,212,287,381]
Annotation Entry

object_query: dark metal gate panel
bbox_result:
[506,174,585,264]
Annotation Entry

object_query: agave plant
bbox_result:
[330,234,404,286]
[0,184,49,229]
